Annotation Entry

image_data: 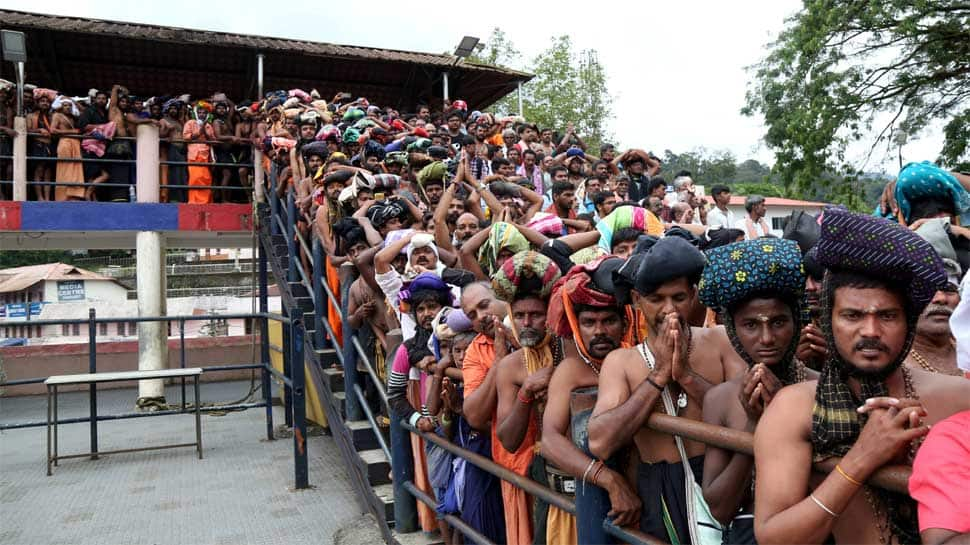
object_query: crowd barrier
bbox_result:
[0,128,260,201]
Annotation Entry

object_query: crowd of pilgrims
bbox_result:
[4,81,970,545]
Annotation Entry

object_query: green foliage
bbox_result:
[473,29,614,151]
[744,0,970,198]
[0,250,73,269]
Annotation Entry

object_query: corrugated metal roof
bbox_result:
[0,263,116,293]
[0,9,531,110]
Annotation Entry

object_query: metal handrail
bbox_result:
[354,383,391,461]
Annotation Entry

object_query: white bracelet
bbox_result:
[810,493,838,518]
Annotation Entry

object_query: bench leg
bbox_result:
[53,385,58,467]
[195,376,202,459]
[46,386,52,476]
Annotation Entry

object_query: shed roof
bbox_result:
[0,9,531,111]
[0,263,117,293]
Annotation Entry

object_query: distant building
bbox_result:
[706,196,826,237]
[0,263,128,339]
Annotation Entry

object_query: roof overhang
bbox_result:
[0,9,532,111]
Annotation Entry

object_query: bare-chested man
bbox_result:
[27,91,53,201]
[588,236,746,544]
[159,99,186,203]
[211,101,236,203]
[490,251,572,544]
[904,285,961,376]
[107,84,157,201]
[698,239,817,545]
[753,210,970,545]
[540,257,642,543]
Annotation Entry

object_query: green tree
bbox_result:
[523,37,614,150]
[743,0,970,196]
[472,30,614,151]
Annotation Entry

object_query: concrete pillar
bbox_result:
[13,116,26,201]
[135,124,160,202]
[135,126,168,403]
[136,231,168,402]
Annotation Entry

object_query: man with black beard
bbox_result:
[753,209,970,545]
[211,101,236,202]
[490,251,564,545]
[541,257,642,544]
[78,90,110,190]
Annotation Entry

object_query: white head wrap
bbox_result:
[953,275,970,374]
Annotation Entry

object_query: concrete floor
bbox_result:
[0,381,373,545]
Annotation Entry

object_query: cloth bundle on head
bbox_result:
[51,95,79,117]
[526,212,564,237]
[913,217,964,285]
[367,200,407,229]
[363,140,385,161]
[399,271,454,311]
[332,217,365,248]
[319,168,353,188]
[546,256,635,364]
[891,161,970,224]
[162,98,184,112]
[811,209,947,545]
[596,206,664,252]
[405,233,446,278]
[33,88,58,103]
[372,174,402,191]
[570,245,608,266]
[81,121,117,157]
[343,108,365,123]
[815,208,947,314]
[478,222,530,274]
[634,236,707,296]
[301,140,330,161]
[701,227,745,251]
[699,239,806,380]
[342,128,361,144]
[490,251,562,304]
[262,136,297,153]
[384,151,408,167]
[406,138,432,153]
[417,161,448,186]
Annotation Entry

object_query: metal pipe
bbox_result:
[16,61,24,117]
[180,319,186,412]
[264,363,293,388]
[340,264,361,421]
[351,336,389,410]
[257,53,264,98]
[1,363,264,388]
[291,319,308,489]
[443,71,449,103]
[403,481,496,545]
[353,384,391,462]
[259,245,274,440]
[603,520,668,545]
[517,81,523,117]
[87,308,98,459]
[403,421,576,514]
[286,189,298,283]
[646,413,910,493]
[1,403,268,430]
[12,116,26,201]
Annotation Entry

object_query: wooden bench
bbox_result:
[45,368,204,475]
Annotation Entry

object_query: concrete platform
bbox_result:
[0,381,367,545]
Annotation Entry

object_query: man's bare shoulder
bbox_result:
[495,349,525,373]
[600,346,642,374]
[912,369,970,417]
[761,380,817,431]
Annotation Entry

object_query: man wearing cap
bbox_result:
[588,236,746,544]
[753,210,970,545]
[541,257,642,544]
[489,251,563,544]
[698,239,817,544]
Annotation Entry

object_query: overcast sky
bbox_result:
[1,0,943,173]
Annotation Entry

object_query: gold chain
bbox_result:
[910,349,962,376]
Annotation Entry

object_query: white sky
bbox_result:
[0,0,944,173]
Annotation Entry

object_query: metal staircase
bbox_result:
[257,186,411,542]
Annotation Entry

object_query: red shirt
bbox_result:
[909,409,970,533]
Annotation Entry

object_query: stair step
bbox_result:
[358,448,391,486]
[347,419,388,452]
[289,282,310,299]
[393,531,445,545]
[271,234,286,246]
[323,366,344,392]
[316,348,341,367]
[293,296,314,315]
[372,483,395,522]
[333,391,347,418]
